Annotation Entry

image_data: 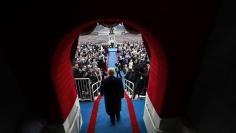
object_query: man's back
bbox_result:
[100,68,124,125]
[100,76,124,100]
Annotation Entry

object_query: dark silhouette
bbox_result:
[115,63,122,78]
[100,68,124,125]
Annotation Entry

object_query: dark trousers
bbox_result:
[109,112,120,124]
[116,71,122,78]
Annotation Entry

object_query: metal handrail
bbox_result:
[74,78,90,80]
[91,80,101,100]
[124,79,135,99]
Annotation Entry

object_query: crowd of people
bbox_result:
[78,35,108,44]
[72,41,108,84]
[73,35,150,98]
[114,41,150,98]
[78,34,143,45]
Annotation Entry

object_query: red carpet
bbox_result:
[88,96,101,133]
[124,92,140,133]
[88,49,140,132]
[87,92,140,133]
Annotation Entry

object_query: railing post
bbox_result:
[124,79,135,99]
[88,80,93,101]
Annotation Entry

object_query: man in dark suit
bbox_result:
[100,68,124,125]
[115,63,122,78]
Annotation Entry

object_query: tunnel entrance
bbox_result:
[72,22,150,101]
[71,22,150,132]
[51,19,168,132]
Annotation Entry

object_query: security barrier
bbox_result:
[74,78,93,101]
[74,78,102,101]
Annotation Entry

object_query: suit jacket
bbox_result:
[100,76,124,115]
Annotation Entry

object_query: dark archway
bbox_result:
[51,19,168,124]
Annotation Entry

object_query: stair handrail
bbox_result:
[124,79,135,99]
[92,80,102,100]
